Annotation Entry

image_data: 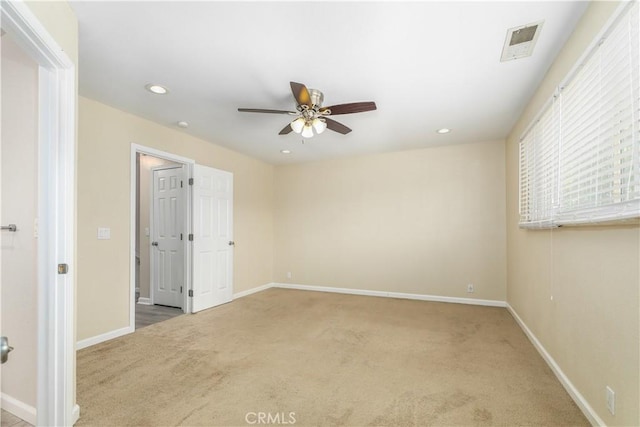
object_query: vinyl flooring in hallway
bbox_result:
[135,303,183,329]
[0,409,31,427]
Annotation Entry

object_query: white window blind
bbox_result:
[519,101,559,226]
[519,1,640,228]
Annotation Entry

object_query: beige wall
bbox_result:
[1,33,39,412]
[274,140,506,301]
[505,2,639,426]
[77,96,274,341]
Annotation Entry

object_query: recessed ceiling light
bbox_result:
[436,128,451,134]
[280,149,292,154]
[177,121,189,128]
[145,84,168,95]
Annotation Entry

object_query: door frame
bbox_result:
[130,144,194,327]
[149,164,186,309]
[1,1,77,425]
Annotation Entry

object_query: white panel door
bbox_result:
[192,164,233,313]
[152,166,185,308]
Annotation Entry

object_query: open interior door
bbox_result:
[151,165,185,309]
[191,164,234,313]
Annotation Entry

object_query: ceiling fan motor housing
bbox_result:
[308,89,324,107]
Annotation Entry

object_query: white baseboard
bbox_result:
[76,325,134,350]
[273,283,507,307]
[233,283,273,299]
[1,393,36,425]
[506,304,604,427]
[137,297,152,305]
[72,404,80,425]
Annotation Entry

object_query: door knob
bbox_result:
[151,241,159,246]
[228,241,235,246]
[1,336,14,364]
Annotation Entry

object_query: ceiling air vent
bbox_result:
[501,20,544,62]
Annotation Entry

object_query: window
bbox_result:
[519,1,639,228]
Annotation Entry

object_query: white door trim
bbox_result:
[0,1,77,425]
[130,144,194,328]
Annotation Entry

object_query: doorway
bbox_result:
[129,144,236,331]
[135,153,186,329]
[0,2,76,425]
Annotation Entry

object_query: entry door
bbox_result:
[1,32,39,423]
[192,165,234,313]
[151,166,185,308]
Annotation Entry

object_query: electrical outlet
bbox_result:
[606,386,615,415]
[286,272,292,280]
[467,283,474,293]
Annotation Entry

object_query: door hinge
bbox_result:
[188,234,194,241]
[180,286,183,294]
[188,178,194,186]
[58,264,68,274]
[181,181,183,188]
[188,289,194,297]
[180,233,183,240]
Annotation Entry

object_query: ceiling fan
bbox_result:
[238,82,377,138]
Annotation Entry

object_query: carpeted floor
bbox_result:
[76,288,588,426]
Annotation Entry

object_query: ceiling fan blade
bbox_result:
[278,123,293,135]
[238,108,295,114]
[290,82,312,107]
[321,102,377,115]
[324,117,352,135]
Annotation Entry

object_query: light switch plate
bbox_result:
[606,386,615,415]
[97,227,111,240]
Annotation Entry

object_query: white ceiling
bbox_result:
[71,1,588,165]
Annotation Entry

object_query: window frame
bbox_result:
[519,1,639,229]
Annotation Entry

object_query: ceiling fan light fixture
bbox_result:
[301,123,314,138]
[312,118,327,134]
[290,117,305,134]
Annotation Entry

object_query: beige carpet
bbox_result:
[76,288,587,426]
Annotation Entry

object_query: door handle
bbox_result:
[1,336,14,364]
[1,224,17,232]
[228,241,235,246]
[151,241,159,247]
